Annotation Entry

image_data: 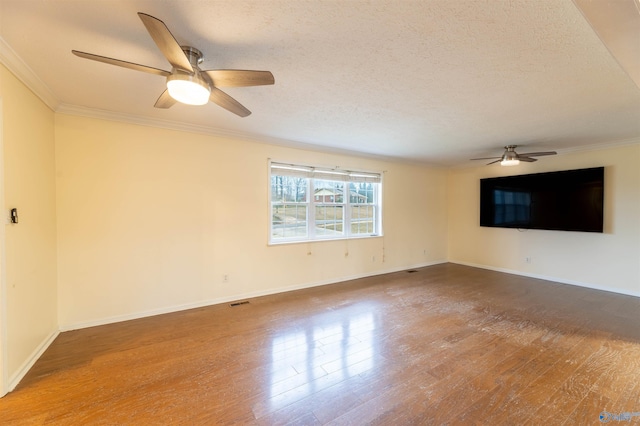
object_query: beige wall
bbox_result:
[55,114,449,329]
[0,64,58,391]
[448,143,640,296]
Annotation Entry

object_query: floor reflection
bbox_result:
[268,304,380,409]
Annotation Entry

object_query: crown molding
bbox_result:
[58,103,640,168]
[0,36,59,111]
[55,103,407,165]
[556,136,640,154]
[56,103,257,139]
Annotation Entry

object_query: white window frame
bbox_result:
[269,161,383,244]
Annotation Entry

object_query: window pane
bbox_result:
[313,180,344,204]
[272,204,308,239]
[315,205,344,236]
[348,182,375,204]
[351,205,375,234]
[271,176,308,202]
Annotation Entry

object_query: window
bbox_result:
[270,162,382,243]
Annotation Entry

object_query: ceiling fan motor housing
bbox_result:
[503,147,518,161]
[180,46,205,67]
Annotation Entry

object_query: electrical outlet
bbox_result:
[223,274,229,283]
[525,257,532,264]
[372,255,376,262]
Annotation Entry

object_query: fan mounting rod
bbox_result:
[180,46,204,68]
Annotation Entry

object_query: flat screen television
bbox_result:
[480,167,604,233]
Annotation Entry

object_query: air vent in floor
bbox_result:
[230,301,250,307]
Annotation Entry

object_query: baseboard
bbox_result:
[450,260,640,298]
[7,329,59,393]
[60,260,448,332]
[18,258,635,393]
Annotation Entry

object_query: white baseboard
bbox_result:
[449,260,640,298]
[60,260,448,332]
[7,329,59,393]
[13,258,636,394]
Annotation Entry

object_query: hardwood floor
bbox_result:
[2,263,639,425]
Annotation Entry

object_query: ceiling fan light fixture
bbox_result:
[167,72,210,105]
[501,158,520,166]
[500,147,520,166]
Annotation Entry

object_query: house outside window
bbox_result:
[270,161,382,244]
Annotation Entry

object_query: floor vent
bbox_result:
[230,301,250,307]
[407,270,418,273]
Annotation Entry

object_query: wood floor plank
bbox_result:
[1,263,639,424]
[497,331,607,424]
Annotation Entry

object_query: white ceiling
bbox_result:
[0,0,639,166]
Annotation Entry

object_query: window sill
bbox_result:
[268,234,383,246]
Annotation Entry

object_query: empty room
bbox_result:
[0,0,639,424]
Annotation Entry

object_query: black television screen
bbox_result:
[480,167,604,233]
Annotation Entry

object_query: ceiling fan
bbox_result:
[471,145,557,166]
[72,12,274,117]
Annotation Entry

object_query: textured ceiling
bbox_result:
[0,0,639,166]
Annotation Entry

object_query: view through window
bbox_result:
[270,162,382,243]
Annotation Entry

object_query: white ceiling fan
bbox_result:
[72,12,274,117]
[471,145,557,166]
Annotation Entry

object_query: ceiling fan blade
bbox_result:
[518,151,557,157]
[519,157,538,162]
[209,87,251,117]
[154,89,177,109]
[72,50,170,77]
[471,156,501,160]
[203,70,275,87]
[486,159,502,165]
[137,12,193,73]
